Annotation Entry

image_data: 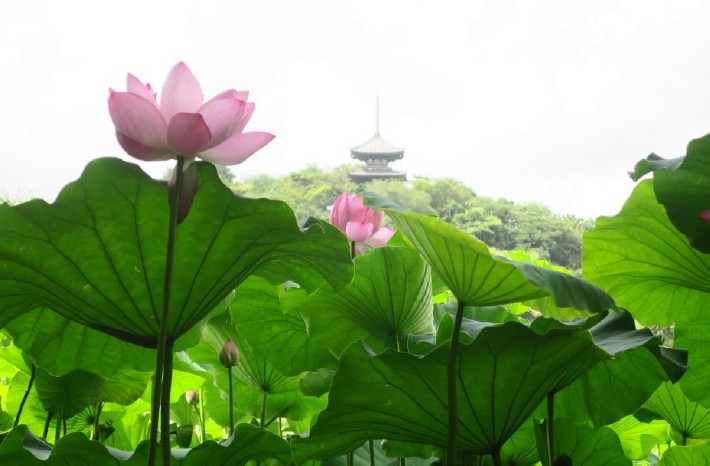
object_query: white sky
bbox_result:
[1,0,709,218]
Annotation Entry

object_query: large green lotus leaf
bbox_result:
[387,210,613,312]
[498,250,592,320]
[4,307,154,377]
[584,180,710,326]
[323,441,401,466]
[675,321,710,406]
[554,347,669,427]
[182,311,323,429]
[534,418,629,466]
[641,382,710,440]
[233,247,433,376]
[473,418,538,465]
[0,158,352,347]
[34,368,104,420]
[635,135,710,253]
[122,424,292,465]
[659,443,710,465]
[630,153,684,181]
[230,276,343,375]
[291,323,605,461]
[98,370,149,407]
[609,415,670,461]
[0,426,119,465]
[547,311,677,426]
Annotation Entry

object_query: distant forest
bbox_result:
[219,165,592,271]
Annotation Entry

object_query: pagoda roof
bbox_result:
[351,134,404,157]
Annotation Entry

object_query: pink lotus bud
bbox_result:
[108,62,274,165]
[329,192,395,255]
[700,210,710,222]
[219,339,240,368]
[186,390,199,405]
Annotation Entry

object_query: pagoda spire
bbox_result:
[349,93,406,183]
[375,90,380,136]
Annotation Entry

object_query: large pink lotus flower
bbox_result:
[329,192,395,255]
[108,62,274,165]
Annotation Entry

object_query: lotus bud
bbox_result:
[219,339,240,368]
[185,390,199,406]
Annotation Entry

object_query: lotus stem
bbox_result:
[491,448,501,466]
[42,411,53,440]
[92,402,104,441]
[260,389,268,428]
[148,155,186,466]
[547,392,555,465]
[14,363,35,427]
[447,300,465,466]
[228,366,234,436]
[160,341,174,463]
[400,457,406,466]
[54,414,61,444]
[369,439,375,466]
[198,387,206,443]
[681,432,688,446]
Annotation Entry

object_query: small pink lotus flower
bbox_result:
[108,62,274,165]
[185,390,199,406]
[329,192,395,255]
[700,210,710,222]
[218,338,240,368]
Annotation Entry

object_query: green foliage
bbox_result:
[0,130,707,466]
[0,158,353,347]
[230,168,590,269]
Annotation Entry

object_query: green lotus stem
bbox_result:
[260,389,268,428]
[160,341,175,463]
[346,451,354,466]
[92,402,104,441]
[491,449,501,466]
[148,155,186,466]
[447,300,465,466]
[228,366,234,436]
[547,392,555,465]
[681,432,688,446]
[399,457,406,466]
[54,413,61,444]
[351,241,356,260]
[14,363,35,427]
[63,418,67,436]
[199,387,206,443]
[42,411,53,440]
[369,440,375,466]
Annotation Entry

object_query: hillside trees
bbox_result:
[226,165,591,270]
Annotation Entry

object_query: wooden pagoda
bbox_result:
[349,96,406,183]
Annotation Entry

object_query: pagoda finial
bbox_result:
[375,90,380,136]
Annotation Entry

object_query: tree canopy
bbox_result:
[224,164,592,270]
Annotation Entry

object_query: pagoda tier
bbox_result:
[349,134,406,182]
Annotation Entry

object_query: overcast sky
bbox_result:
[2,0,709,219]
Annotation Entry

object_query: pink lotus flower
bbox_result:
[108,62,274,165]
[329,192,395,255]
[700,211,710,222]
